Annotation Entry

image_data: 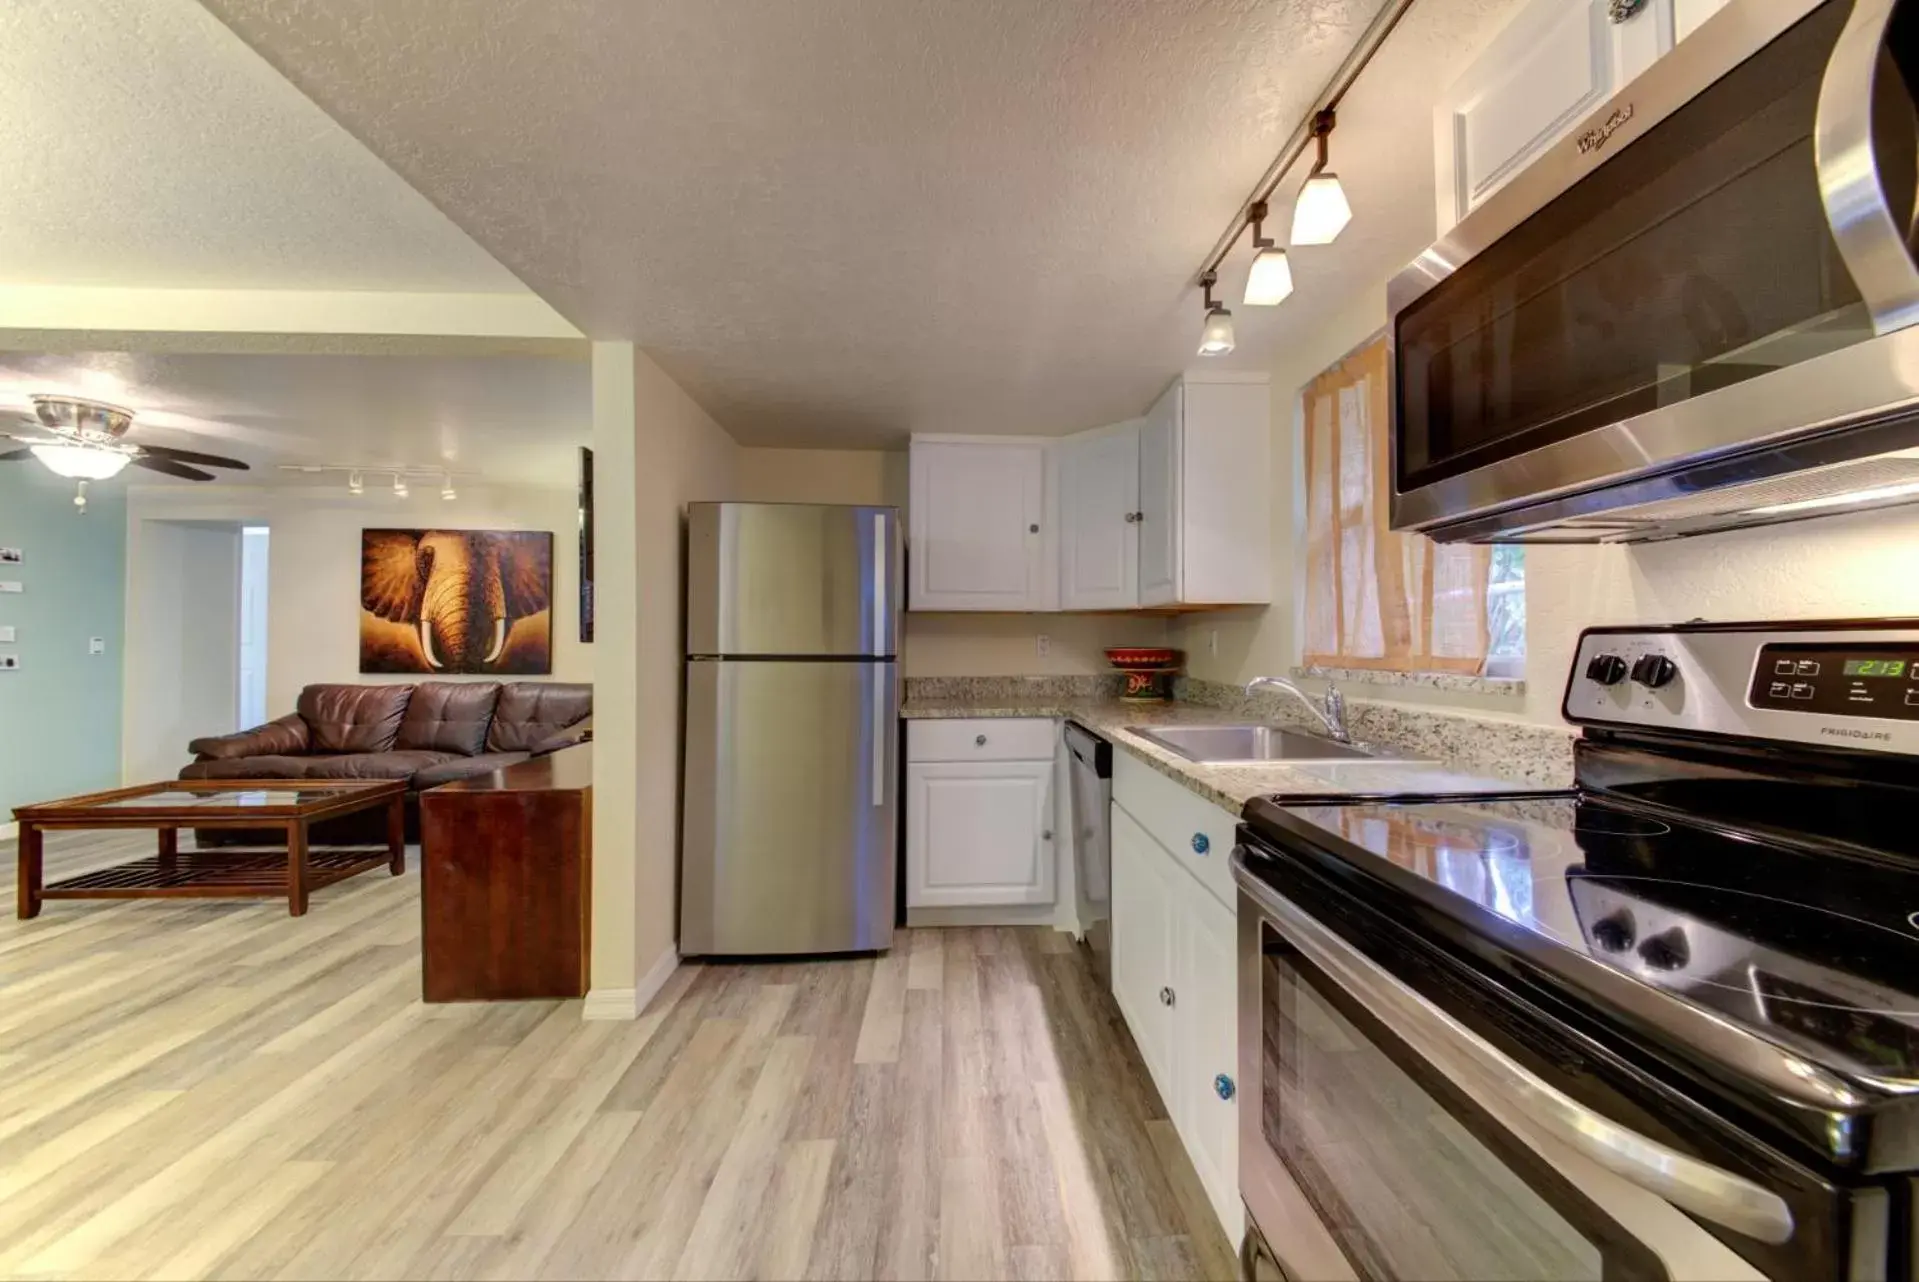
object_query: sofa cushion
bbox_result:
[299,684,413,753]
[180,755,321,782]
[395,681,501,755]
[189,712,310,761]
[488,682,593,753]
[413,751,532,789]
[303,750,458,782]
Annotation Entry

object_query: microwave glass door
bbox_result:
[1394,0,1915,497]
[1259,921,1669,1281]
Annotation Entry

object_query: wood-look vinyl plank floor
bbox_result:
[0,830,1235,1280]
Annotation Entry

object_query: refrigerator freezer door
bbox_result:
[680,657,898,955]
[686,503,900,658]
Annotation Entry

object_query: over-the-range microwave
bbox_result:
[1389,0,1919,543]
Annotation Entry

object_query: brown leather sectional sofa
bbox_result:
[181,681,591,841]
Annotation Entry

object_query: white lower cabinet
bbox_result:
[1110,799,1243,1243]
[905,719,1057,909]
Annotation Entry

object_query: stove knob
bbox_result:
[1590,911,1636,952]
[1584,653,1628,686]
[1638,927,1691,971]
[1630,654,1678,689]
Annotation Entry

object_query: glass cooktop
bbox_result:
[1269,795,1919,1084]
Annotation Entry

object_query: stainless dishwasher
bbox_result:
[1063,722,1112,985]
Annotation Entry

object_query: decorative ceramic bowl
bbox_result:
[1105,648,1184,702]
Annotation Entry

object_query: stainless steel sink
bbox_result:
[1127,724,1377,764]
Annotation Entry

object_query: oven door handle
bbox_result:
[1234,863,1796,1247]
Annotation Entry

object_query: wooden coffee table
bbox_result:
[13,779,406,919]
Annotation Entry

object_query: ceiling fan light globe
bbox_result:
[31,443,131,480]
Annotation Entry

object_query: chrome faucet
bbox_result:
[1244,675,1349,743]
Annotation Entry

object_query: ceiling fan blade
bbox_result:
[0,448,31,462]
[132,456,215,482]
[136,443,250,470]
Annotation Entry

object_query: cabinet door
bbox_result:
[1174,885,1243,1242]
[1433,0,1618,230]
[908,439,1047,610]
[1136,385,1181,607]
[1109,805,1176,1096]
[905,760,1055,907]
[1059,424,1140,610]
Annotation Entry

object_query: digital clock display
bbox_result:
[1845,658,1909,678]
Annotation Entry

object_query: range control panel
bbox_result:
[1563,622,1919,755]
[1746,646,1919,720]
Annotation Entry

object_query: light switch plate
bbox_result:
[0,654,18,670]
[0,582,19,594]
[0,626,13,643]
[89,637,105,655]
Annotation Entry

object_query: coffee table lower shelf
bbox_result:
[42,846,394,902]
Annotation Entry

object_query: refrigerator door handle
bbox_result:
[872,511,887,657]
[871,664,887,807]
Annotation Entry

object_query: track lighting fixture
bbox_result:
[393,474,409,499]
[1197,270,1235,356]
[1291,110,1352,245]
[348,470,365,496]
[1241,201,1294,306]
[441,473,458,501]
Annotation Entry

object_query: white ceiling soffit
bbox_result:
[0,0,541,303]
[198,0,1407,447]
[0,350,590,487]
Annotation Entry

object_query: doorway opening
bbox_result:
[238,526,269,729]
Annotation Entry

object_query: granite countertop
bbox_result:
[899,695,1549,813]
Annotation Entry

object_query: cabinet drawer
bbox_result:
[1112,750,1238,911]
[907,718,1056,762]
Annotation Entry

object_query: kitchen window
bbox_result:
[1302,333,1522,678]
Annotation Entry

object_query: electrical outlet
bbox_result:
[0,626,13,644]
[1209,628,1220,658]
[0,582,19,594]
[1036,634,1051,659]
[89,637,105,655]
[0,654,18,670]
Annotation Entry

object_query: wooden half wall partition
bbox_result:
[419,743,592,1001]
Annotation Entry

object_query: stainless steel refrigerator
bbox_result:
[679,502,901,956]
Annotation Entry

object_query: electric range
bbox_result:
[1233,620,1919,1282]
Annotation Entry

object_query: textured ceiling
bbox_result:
[0,350,588,487]
[198,0,1403,445]
[0,0,527,292]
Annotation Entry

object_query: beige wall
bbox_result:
[737,444,1172,674]
[122,482,590,774]
[592,343,741,1001]
[1172,279,1919,727]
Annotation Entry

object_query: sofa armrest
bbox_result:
[189,712,309,761]
[529,716,592,756]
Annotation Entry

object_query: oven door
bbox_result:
[1234,855,1792,1281]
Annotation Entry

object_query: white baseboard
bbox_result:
[0,821,15,843]
[582,945,679,1021]
[905,903,1060,929]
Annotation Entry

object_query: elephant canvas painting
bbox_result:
[359,529,554,675]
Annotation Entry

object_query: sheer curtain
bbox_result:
[1301,334,1491,674]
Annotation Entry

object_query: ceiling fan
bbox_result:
[0,394,250,509]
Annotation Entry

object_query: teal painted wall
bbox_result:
[0,468,126,818]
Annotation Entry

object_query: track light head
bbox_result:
[441,473,458,501]
[348,470,365,496]
[1291,110,1352,244]
[1242,201,1294,306]
[1197,270,1235,356]
[393,474,409,499]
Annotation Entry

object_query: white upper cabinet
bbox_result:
[1059,421,1142,611]
[1435,0,1676,231]
[908,438,1051,611]
[911,371,1267,613]
[1136,386,1180,605]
